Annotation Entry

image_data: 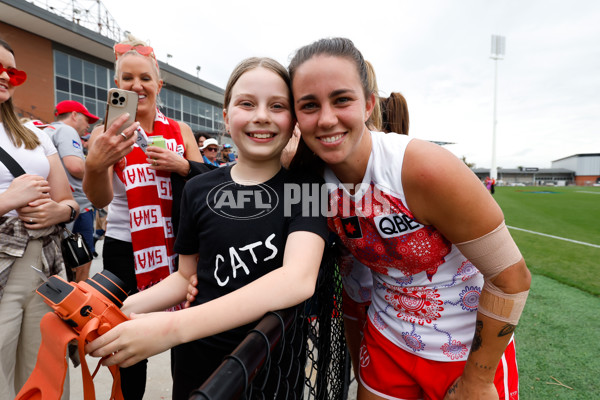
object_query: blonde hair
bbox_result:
[113,34,161,81]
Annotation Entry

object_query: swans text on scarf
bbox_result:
[123,164,172,199]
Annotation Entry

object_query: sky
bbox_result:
[98,0,600,169]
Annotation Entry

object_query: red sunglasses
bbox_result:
[0,63,27,87]
[114,44,159,71]
[114,43,155,57]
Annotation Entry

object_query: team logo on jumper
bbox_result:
[207,181,278,220]
[341,216,362,239]
[374,214,423,238]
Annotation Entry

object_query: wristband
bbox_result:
[66,204,77,223]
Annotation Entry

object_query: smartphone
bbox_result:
[104,88,138,135]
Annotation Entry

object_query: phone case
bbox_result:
[104,88,138,134]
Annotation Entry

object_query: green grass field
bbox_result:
[492,186,600,399]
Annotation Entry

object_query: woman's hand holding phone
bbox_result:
[86,113,140,172]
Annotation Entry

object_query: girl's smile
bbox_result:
[224,66,293,166]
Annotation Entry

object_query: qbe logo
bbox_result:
[207,181,278,220]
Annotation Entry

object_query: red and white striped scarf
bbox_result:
[114,109,185,292]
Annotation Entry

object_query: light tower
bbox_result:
[490,35,505,180]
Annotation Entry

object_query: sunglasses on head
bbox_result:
[0,63,27,87]
[114,44,159,70]
[114,44,155,57]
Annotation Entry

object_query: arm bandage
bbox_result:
[478,281,529,325]
[456,221,528,325]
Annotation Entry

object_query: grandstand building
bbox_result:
[0,0,224,135]
[471,167,576,186]
[551,153,600,186]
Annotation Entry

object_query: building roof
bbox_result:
[552,153,600,162]
[472,168,575,174]
[0,0,224,103]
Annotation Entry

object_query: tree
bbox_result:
[461,156,476,168]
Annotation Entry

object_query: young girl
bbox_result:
[86,57,328,399]
[288,38,530,400]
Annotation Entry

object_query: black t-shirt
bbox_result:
[174,165,328,350]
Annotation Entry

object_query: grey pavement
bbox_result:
[69,239,357,399]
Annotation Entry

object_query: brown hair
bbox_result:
[289,37,370,98]
[288,38,374,176]
[0,38,40,149]
[365,60,382,131]
[223,57,293,117]
[381,92,409,135]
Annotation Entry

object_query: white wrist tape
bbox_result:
[455,221,522,279]
[478,280,529,325]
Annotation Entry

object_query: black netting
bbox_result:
[190,242,350,400]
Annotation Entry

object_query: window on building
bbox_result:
[53,50,113,119]
[53,50,221,131]
[159,88,220,132]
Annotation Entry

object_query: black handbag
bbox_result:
[59,224,93,269]
[0,145,91,270]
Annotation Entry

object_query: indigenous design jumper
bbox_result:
[324,131,483,361]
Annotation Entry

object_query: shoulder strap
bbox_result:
[0,145,26,177]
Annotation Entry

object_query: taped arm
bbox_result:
[402,140,531,396]
[448,224,531,397]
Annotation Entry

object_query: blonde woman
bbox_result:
[83,36,203,398]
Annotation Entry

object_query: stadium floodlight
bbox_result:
[490,35,505,181]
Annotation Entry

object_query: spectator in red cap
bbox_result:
[54,100,99,128]
[44,100,99,282]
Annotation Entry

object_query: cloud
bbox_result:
[101,0,600,168]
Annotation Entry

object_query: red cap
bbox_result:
[54,100,99,123]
